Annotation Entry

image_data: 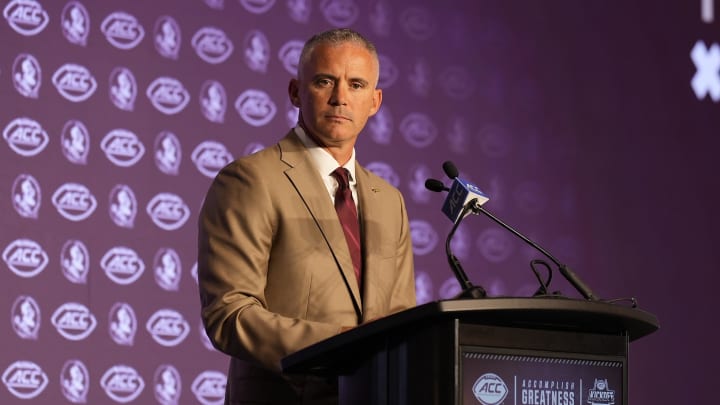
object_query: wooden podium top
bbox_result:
[282,297,659,374]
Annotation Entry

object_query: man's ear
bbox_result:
[369,88,383,116]
[288,79,300,107]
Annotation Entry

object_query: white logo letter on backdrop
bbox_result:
[101,11,145,50]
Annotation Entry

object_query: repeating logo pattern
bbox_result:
[0,0,604,402]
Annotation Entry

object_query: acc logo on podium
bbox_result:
[472,373,508,405]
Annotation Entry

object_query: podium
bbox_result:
[282,298,658,405]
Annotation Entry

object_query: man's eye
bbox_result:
[316,78,333,87]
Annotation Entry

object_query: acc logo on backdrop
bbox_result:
[147,77,191,115]
[239,0,275,14]
[154,364,182,405]
[3,238,48,278]
[472,373,508,405]
[3,0,49,36]
[1,360,48,400]
[101,11,144,50]
[146,309,191,347]
[52,182,97,221]
[154,248,182,291]
[12,173,41,219]
[4,117,48,157]
[243,141,265,156]
[691,40,720,102]
[51,302,97,341]
[192,370,227,405]
[409,220,438,255]
[235,89,277,127]
[400,6,435,41]
[400,112,437,148]
[60,360,89,404]
[244,30,270,73]
[52,63,97,102]
[146,193,191,231]
[192,26,234,64]
[109,302,137,346]
[439,276,462,300]
[278,39,303,76]
[12,53,41,98]
[101,365,145,403]
[11,295,40,340]
[365,161,399,187]
[101,129,145,167]
[154,15,181,60]
[61,239,89,284]
[61,1,90,46]
[191,141,233,178]
[155,130,182,175]
[109,67,137,111]
[200,80,227,123]
[476,228,513,263]
[61,119,90,165]
[101,246,145,285]
[320,0,359,26]
[109,184,137,228]
[377,54,398,89]
[440,66,476,101]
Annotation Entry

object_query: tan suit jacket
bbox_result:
[198,130,416,404]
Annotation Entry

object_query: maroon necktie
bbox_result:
[332,168,362,287]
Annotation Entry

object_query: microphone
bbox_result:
[424,178,449,192]
[425,175,487,299]
[439,161,490,223]
[428,161,600,301]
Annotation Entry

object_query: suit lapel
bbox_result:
[278,132,363,315]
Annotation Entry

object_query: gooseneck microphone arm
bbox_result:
[470,204,598,301]
[446,199,487,299]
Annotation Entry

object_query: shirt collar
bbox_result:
[294,125,357,183]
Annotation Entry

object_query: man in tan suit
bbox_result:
[197,28,416,404]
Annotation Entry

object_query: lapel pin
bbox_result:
[371,187,379,193]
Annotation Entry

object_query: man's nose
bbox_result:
[329,83,348,106]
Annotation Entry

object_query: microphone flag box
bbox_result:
[441,178,490,222]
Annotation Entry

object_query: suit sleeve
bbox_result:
[197,159,340,372]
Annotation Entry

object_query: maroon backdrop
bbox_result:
[1,0,718,403]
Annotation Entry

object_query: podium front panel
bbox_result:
[459,324,628,405]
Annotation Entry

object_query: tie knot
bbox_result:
[332,167,350,189]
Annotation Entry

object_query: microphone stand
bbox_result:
[470,202,599,301]
[446,199,487,299]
